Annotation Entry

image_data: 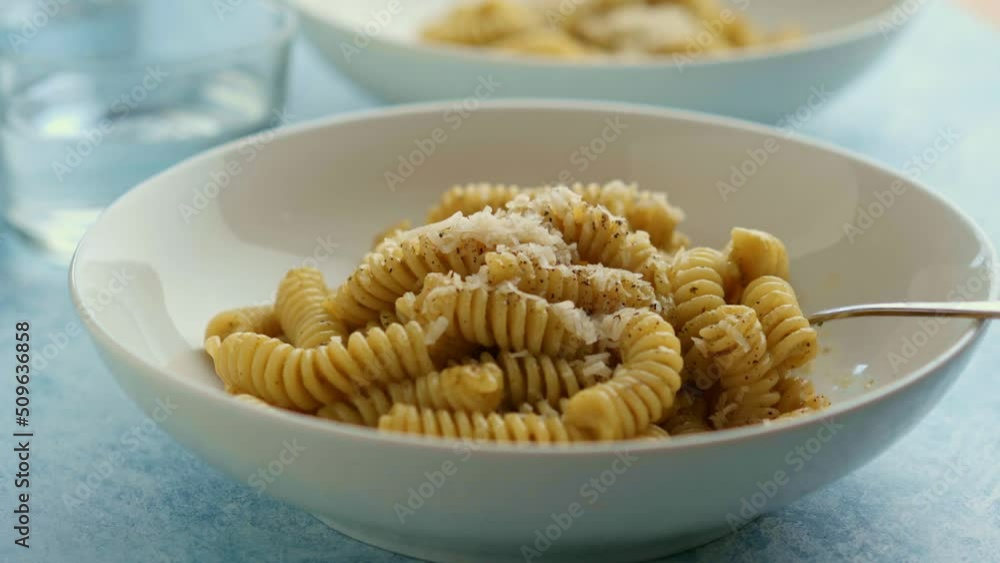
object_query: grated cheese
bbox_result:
[596,312,630,346]
[691,336,708,357]
[506,185,582,215]
[583,352,614,377]
[717,318,750,353]
[423,280,461,307]
[395,292,417,322]
[551,300,598,344]
[423,317,450,345]
[505,243,563,266]
[418,273,599,345]
[584,352,611,364]
[385,208,571,260]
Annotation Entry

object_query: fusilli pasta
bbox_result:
[481,351,610,408]
[774,376,829,414]
[205,305,281,341]
[516,399,570,416]
[496,28,590,57]
[668,247,741,349]
[568,181,687,251]
[205,321,438,411]
[636,424,671,440]
[327,209,573,330]
[691,305,782,428]
[316,362,504,427]
[508,187,671,296]
[404,272,599,357]
[275,268,347,348]
[426,183,523,223]
[741,276,818,371]
[422,0,543,45]
[481,249,656,314]
[422,0,800,59]
[563,308,683,440]
[727,227,789,285]
[205,178,827,444]
[378,404,579,443]
[662,388,711,435]
[426,181,687,251]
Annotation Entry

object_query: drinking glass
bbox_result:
[0,0,296,256]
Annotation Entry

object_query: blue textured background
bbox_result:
[0,2,998,562]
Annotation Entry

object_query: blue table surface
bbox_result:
[1,2,998,562]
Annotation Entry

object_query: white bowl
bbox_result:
[72,101,995,563]
[292,0,919,122]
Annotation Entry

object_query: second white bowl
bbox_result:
[293,0,919,122]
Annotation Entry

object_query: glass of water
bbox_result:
[0,0,296,256]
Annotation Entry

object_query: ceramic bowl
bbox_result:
[71,101,995,562]
[291,0,920,122]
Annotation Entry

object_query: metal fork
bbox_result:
[807,301,1000,325]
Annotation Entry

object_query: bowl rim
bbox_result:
[293,0,920,69]
[70,99,998,456]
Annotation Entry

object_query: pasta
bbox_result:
[519,400,676,441]
[205,305,281,341]
[774,376,830,415]
[636,425,671,440]
[507,187,671,296]
[513,395,674,445]
[567,181,687,252]
[562,309,684,440]
[363,310,405,332]
[422,0,802,59]
[668,247,741,350]
[495,28,591,58]
[426,183,523,223]
[426,181,687,251]
[741,276,818,371]
[480,249,656,314]
[573,1,729,54]
[662,388,711,435]
[691,305,782,428]
[403,272,598,357]
[317,363,504,427]
[326,209,573,330]
[204,178,827,444]
[481,351,610,408]
[275,268,347,348]
[517,399,570,415]
[422,0,543,46]
[379,404,579,443]
[516,399,674,445]
[204,320,438,411]
[726,227,789,285]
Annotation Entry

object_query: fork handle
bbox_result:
[807,301,1000,325]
